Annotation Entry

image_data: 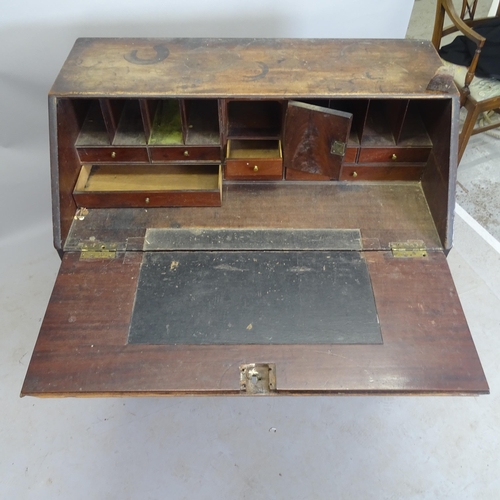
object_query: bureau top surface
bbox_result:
[50,38,452,98]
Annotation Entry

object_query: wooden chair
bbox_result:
[432,0,500,163]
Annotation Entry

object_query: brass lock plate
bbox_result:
[240,363,277,394]
[330,140,346,157]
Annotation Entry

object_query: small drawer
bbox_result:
[225,139,283,180]
[226,159,283,180]
[340,165,424,181]
[357,147,431,164]
[149,146,221,163]
[77,147,149,163]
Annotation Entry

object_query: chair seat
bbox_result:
[441,60,500,101]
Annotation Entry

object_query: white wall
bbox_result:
[0,0,414,243]
[3,0,414,35]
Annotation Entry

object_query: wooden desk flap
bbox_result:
[22,250,488,396]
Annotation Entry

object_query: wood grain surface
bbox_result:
[50,38,453,98]
[283,101,352,178]
[65,183,444,252]
[21,251,488,396]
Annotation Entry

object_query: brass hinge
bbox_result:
[390,240,427,258]
[79,241,118,260]
[240,363,277,395]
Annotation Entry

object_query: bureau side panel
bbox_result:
[50,98,81,251]
[420,97,458,251]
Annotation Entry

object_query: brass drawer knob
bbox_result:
[111,151,117,158]
[253,165,259,172]
[391,153,397,161]
[183,150,189,157]
[351,171,358,177]
[145,197,150,204]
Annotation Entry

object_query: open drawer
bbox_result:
[73,164,222,207]
[225,139,283,180]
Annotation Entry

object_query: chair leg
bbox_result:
[458,104,481,164]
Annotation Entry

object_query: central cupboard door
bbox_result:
[283,101,353,179]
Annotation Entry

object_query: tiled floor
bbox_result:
[1,3,500,499]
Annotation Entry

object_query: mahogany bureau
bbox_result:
[22,38,488,396]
